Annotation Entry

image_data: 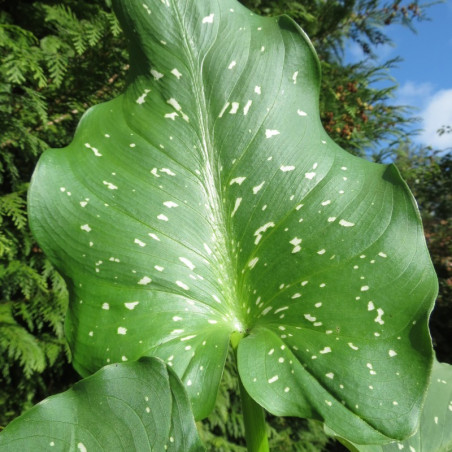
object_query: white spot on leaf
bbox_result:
[253,181,265,194]
[179,257,195,270]
[160,168,176,176]
[243,100,252,115]
[280,165,295,172]
[84,142,102,157]
[231,197,242,217]
[248,257,259,269]
[339,219,355,227]
[171,68,182,79]
[375,308,385,325]
[218,102,230,118]
[176,281,189,290]
[202,13,214,23]
[230,177,246,185]
[290,237,302,254]
[165,112,178,120]
[265,129,280,138]
[254,222,275,245]
[167,98,182,111]
[151,69,164,80]
[136,89,150,104]
[103,181,118,190]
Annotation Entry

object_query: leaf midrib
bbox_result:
[171,2,245,331]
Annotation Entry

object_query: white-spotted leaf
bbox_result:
[28,0,437,444]
[329,360,452,451]
[0,358,204,451]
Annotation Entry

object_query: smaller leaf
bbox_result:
[328,360,452,451]
[0,357,204,452]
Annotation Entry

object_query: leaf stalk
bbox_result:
[231,332,269,452]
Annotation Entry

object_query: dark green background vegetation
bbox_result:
[1,0,450,450]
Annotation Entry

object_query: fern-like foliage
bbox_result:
[0,191,27,230]
[0,0,128,428]
[0,184,70,426]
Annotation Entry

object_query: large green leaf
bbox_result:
[330,360,452,452]
[0,357,203,451]
[28,0,437,444]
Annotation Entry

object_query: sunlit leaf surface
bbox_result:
[28,0,437,443]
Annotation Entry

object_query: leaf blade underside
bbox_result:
[28,0,437,444]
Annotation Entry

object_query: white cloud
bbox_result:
[395,83,452,150]
[419,89,452,149]
[397,81,434,108]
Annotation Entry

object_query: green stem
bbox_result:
[231,332,270,452]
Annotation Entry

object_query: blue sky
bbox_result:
[347,0,452,150]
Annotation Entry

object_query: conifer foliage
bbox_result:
[0,0,127,426]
